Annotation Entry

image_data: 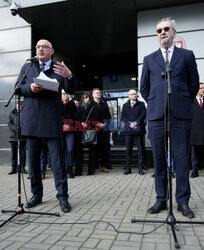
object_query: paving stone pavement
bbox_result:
[0,165,204,250]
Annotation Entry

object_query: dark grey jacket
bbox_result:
[17,60,73,138]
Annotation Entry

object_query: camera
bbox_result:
[10,1,20,16]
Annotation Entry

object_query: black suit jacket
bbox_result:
[191,98,204,145]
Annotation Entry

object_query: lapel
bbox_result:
[169,46,182,68]
[154,49,165,69]
[154,46,182,70]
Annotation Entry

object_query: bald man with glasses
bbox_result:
[16,39,75,213]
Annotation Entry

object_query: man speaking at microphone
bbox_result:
[16,39,74,213]
[140,18,199,218]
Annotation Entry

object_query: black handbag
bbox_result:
[82,106,97,145]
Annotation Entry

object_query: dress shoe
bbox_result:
[177,204,195,218]
[148,201,167,214]
[87,171,94,175]
[143,165,148,170]
[172,172,175,178]
[139,169,145,175]
[59,199,71,213]
[123,169,132,175]
[41,174,46,180]
[151,173,155,178]
[25,196,42,208]
[190,172,199,178]
[8,169,17,175]
[101,167,109,173]
[21,169,28,174]
[107,166,113,170]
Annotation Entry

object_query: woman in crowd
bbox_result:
[62,89,77,178]
[79,92,99,175]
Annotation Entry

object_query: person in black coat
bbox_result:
[92,88,112,173]
[79,92,99,175]
[190,83,204,178]
[17,39,75,213]
[8,102,27,175]
[121,89,146,175]
[62,90,77,178]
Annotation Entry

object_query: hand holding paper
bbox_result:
[33,72,59,92]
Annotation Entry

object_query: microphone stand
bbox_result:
[0,60,60,228]
[131,45,204,249]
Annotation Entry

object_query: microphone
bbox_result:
[26,56,39,62]
[163,38,169,50]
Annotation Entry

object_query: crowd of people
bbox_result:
[7,17,204,218]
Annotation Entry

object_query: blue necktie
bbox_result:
[40,63,46,72]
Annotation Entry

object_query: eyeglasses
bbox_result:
[35,45,52,50]
[156,26,173,34]
[83,96,89,98]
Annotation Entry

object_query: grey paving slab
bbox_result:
[0,165,204,249]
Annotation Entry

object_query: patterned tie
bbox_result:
[164,50,170,63]
[199,98,203,108]
[40,63,46,72]
[131,102,134,109]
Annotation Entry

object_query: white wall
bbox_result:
[0,1,31,151]
[138,3,204,84]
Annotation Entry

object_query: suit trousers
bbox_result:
[125,134,146,171]
[10,141,26,171]
[191,145,203,174]
[148,116,191,205]
[26,136,68,200]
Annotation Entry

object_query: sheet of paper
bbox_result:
[33,72,59,92]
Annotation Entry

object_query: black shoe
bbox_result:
[87,172,94,175]
[151,173,155,178]
[25,196,42,208]
[190,172,199,178]
[123,169,132,175]
[21,169,28,174]
[139,169,145,175]
[68,167,74,178]
[172,172,175,178]
[107,166,113,170]
[59,199,71,213]
[148,201,167,214]
[8,169,17,175]
[177,204,195,218]
[74,169,82,176]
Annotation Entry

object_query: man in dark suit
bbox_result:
[92,88,112,173]
[121,89,146,175]
[190,83,204,178]
[17,39,75,213]
[140,18,199,218]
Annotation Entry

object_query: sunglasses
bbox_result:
[83,96,89,98]
[156,26,173,34]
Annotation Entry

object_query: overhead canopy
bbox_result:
[18,0,202,76]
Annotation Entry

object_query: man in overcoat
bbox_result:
[190,83,204,178]
[17,39,74,213]
[121,89,146,175]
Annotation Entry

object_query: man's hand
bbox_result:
[30,83,44,93]
[130,122,137,129]
[53,61,72,79]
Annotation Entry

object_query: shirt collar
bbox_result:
[160,44,175,54]
[39,60,52,70]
